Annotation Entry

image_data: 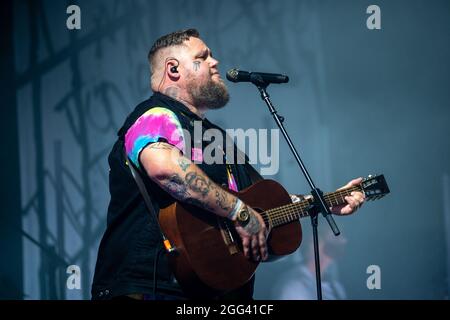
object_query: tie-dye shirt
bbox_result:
[124,106,239,191]
[125,107,186,168]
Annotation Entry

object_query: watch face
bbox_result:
[238,208,249,222]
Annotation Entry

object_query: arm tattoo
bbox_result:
[162,174,214,212]
[161,168,232,214]
[193,61,200,71]
[184,198,214,212]
[185,172,210,197]
[177,157,190,172]
[164,174,190,199]
[215,187,234,211]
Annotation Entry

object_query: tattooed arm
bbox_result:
[139,142,269,261]
[140,142,237,217]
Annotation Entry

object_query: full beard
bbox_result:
[187,77,230,110]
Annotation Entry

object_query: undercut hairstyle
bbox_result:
[148,28,200,71]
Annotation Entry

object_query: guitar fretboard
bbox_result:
[261,186,361,228]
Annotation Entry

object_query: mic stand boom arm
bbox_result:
[255,83,340,301]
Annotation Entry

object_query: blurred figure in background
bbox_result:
[271,227,348,300]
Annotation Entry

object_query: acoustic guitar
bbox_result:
[159,174,390,297]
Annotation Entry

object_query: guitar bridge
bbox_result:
[218,217,239,255]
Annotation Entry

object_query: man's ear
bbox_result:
[167,59,180,80]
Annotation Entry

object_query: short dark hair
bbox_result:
[148,28,200,66]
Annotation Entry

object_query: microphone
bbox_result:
[226,68,289,85]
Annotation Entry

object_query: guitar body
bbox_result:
[159,179,302,298]
[158,173,390,298]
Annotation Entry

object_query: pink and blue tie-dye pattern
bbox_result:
[125,107,185,167]
[125,106,240,191]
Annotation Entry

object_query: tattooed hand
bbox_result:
[234,207,269,262]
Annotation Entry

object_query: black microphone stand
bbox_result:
[254,81,340,300]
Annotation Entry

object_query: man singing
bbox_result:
[91,28,365,300]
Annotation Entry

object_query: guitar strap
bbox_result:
[125,149,175,253]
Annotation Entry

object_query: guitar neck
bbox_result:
[263,185,362,228]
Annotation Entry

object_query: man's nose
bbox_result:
[209,57,219,68]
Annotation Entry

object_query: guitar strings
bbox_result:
[262,186,358,226]
[263,186,361,227]
[270,185,363,226]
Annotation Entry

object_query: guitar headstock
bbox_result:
[361,174,390,201]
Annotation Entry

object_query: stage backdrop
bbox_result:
[4,0,450,299]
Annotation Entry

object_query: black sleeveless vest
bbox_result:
[92,93,255,299]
